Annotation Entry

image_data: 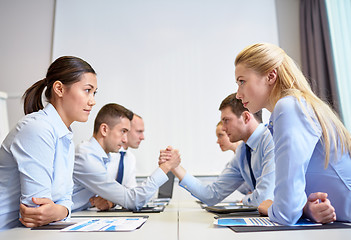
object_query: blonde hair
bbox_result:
[217,121,223,127]
[235,43,351,167]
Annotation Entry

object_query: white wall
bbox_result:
[0,0,301,176]
[275,0,301,66]
[52,0,279,176]
[0,0,55,129]
[0,91,9,143]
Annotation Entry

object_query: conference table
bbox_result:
[1,184,350,240]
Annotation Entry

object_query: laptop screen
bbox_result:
[157,172,175,198]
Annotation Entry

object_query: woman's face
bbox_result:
[216,124,232,152]
[60,72,98,127]
[235,64,274,113]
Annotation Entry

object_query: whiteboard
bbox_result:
[53,0,278,176]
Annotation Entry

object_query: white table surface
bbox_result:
[1,182,350,239]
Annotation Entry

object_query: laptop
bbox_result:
[133,172,175,212]
[158,171,175,199]
[204,202,257,214]
[105,172,175,213]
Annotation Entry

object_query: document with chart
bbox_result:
[61,217,148,232]
[214,217,321,227]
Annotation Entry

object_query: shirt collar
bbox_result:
[89,137,111,163]
[245,123,266,152]
[119,147,127,153]
[42,103,73,140]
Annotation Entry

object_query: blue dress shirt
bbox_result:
[0,104,74,231]
[179,123,275,207]
[72,137,168,212]
[267,96,351,225]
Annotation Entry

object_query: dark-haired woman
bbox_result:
[0,56,97,230]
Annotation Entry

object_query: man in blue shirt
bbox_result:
[167,93,275,207]
[72,103,180,211]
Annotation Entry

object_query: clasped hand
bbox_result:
[303,192,336,224]
[258,192,336,224]
[89,196,114,211]
[158,146,181,173]
[19,197,68,228]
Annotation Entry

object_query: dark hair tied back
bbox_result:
[22,56,96,115]
[43,77,48,86]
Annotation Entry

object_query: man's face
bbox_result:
[220,107,245,143]
[126,116,145,149]
[104,117,130,153]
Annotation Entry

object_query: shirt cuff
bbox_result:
[179,172,195,191]
[153,167,169,186]
[242,193,253,205]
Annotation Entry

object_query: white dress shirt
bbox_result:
[110,148,137,188]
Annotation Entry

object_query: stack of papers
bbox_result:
[214,217,321,227]
[61,217,148,232]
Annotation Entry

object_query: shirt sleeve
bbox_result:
[11,120,56,207]
[74,149,168,210]
[55,173,74,219]
[242,133,275,207]
[268,97,321,225]
[179,154,245,206]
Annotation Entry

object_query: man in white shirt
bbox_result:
[114,114,145,188]
[72,103,180,212]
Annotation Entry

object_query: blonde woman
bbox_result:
[216,121,241,153]
[234,43,351,225]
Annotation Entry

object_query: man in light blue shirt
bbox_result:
[168,93,275,207]
[72,103,180,212]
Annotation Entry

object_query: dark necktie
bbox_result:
[245,144,256,188]
[117,151,126,184]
